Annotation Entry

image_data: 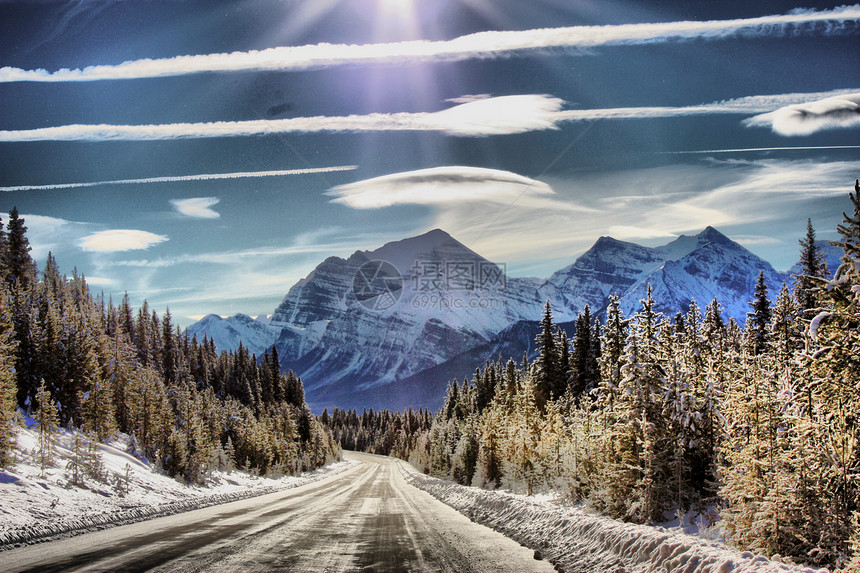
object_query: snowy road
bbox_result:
[0,452,554,572]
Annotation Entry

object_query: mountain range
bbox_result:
[188,228,841,412]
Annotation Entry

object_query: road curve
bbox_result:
[1,452,555,572]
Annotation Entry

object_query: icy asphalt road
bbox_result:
[1,452,555,572]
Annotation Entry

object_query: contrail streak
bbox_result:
[0,166,357,192]
[1,90,855,142]
[1,6,857,82]
[664,145,860,154]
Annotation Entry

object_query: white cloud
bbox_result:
[1,6,857,82]
[428,95,564,136]
[0,95,564,141]
[733,235,783,246]
[0,166,357,192]
[607,226,678,241]
[321,160,859,270]
[82,276,116,286]
[744,93,860,136]
[327,165,558,208]
[78,230,168,252]
[445,94,492,104]
[108,239,360,268]
[2,90,856,142]
[171,197,220,219]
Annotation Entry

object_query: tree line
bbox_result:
[338,181,860,570]
[0,207,338,483]
[321,407,433,460]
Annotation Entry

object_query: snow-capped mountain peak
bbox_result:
[362,228,489,277]
[186,313,277,357]
[189,226,791,411]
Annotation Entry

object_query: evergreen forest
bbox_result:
[327,180,860,570]
[3,180,860,569]
[0,206,338,484]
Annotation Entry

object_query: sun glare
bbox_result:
[378,0,414,16]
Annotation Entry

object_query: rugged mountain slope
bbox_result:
[268,229,545,409]
[188,226,791,411]
[540,226,785,321]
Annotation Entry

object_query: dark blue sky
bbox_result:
[0,0,858,325]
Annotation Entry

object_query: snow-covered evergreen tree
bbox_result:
[534,300,559,408]
[0,289,18,467]
[570,305,600,403]
[613,285,670,522]
[748,271,772,355]
[794,218,829,313]
[34,379,59,475]
[597,295,627,411]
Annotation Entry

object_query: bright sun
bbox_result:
[378,0,414,17]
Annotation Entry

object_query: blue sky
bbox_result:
[0,0,858,326]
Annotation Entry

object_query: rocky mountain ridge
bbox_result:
[188,227,797,411]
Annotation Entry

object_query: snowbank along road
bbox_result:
[0,452,555,572]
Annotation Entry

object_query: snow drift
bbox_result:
[400,462,828,573]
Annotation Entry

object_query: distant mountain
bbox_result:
[268,229,544,410]
[186,313,278,358]
[188,227,796,412]
[540,226,785,321]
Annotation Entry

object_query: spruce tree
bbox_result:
[794,219,828,313]
[5,209,37,408]
[597,294,627,411]
[0,290,18,467]
[3,208,34,293]
[34,379,59,475]
[614,285,669,522]
[534,300,558,408]
[748,271,772,355]
[283,370,305,407]
[798,179,860,566]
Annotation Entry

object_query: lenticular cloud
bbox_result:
[744,93,860,136]
[78,230,168,252]
[171,197,221,219]
[327,166,554,209]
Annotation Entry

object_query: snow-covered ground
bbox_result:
[0,420,354,550]
[399,462,830,573]
[0,426,836,573]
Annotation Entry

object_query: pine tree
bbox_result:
[748,271,772,355]
[614,284,669,522]
[794,218,828,313]
[0,289,18,467]
[769,284,801,368]
[161,308,178,385]
[797,179,860,567]
[570,305,600,404]
[283,370,305,408]
[80,375,117,442]
[534,300,558,408]
[5,209,37,409]
[597,295,627,411]
[3,207,34,294]
[504,372,541,495]
[683,299,719,501]
[34,379,59,475]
